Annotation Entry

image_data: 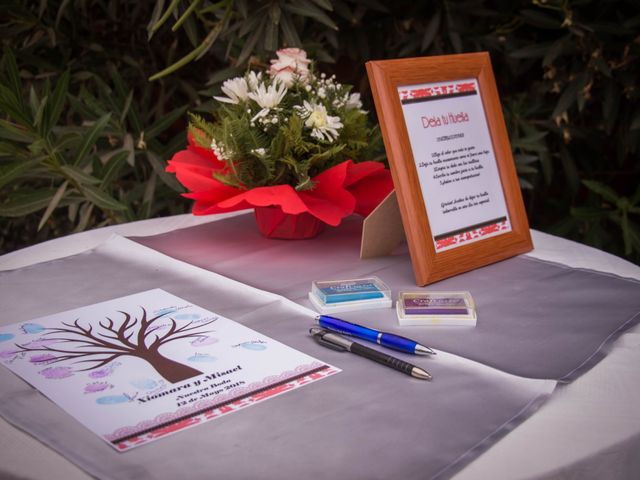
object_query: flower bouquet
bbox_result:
[167,48,393,239]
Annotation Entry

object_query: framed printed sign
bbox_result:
[366,52,532,285]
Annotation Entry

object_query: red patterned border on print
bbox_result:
[399,81,477,102]
[435,219,510,251]
[108,363,338,451]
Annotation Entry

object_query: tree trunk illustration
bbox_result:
[139,350,203,383]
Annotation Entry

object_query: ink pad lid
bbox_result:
[309,277,392,314]
[396,291,477,326]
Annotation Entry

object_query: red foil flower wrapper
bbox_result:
[166,134,394,237]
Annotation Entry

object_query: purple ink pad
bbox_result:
[396,291,476,326]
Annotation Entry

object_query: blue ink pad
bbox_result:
[309,277,391,314]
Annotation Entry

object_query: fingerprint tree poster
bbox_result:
[0,289,338,451]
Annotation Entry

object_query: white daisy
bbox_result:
[246,71,263,90]
[214,77,250,104]
[296,100,343,142]
[248,81,288,122]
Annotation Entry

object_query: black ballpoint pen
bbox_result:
[310,327,432,380]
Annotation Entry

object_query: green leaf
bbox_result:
[73,113,111,166]
[0,140,25,157]
[181,12,200,48]
[0,158,43,189]
[543,35,570,67]
[575,73,591,112]
[122,133,135,166]
[311,0,333,10]
[107,66,142,132]
[282,2,337,30]
[552,79,581,118]
[2,48,22,99]
[519,177,534,189]
[621,210,631,255]
[628,225,640,255]
[446,13,462,54]
[0,119,37,143]
[145,106,187,140]
[61,165,102,185]
[511,131,548,152]
[119,90,134,126]
[141,173,157,218]
[280,12,302,46]
[236,20,265,66]
[33,94,48,131]
[149,25,222,80]
[510,42,554,59]
[514,153,539,164]
[78,184,128,211]
[147,0,167,39]
[520,9,561,29]
[0,190,55,217]
[269,2,282,24]
[421,11,441,52]
[43,70,70,133]
[264,17,279,52]
[570,206,606,220]
[516,164,537,174]
[55,0,73,28]
[38,181,68,230]
[0,84,33,128]
[559,149,579,197]
[146,150,184,192]
[74,202,95,232]
[592,55,612,77]
[148,0,181,37]
[172,0,202,32]
[100,150,129,187]
[582,180,620,204]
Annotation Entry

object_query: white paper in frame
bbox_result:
[366,52,532,286]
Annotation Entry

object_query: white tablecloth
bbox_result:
[1,212,639,480]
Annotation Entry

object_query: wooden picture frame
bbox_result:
[366,52,532,286]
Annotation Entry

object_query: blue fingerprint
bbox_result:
[130,378,159,390]
[0,333,15,342]
[21,323,45,334]
[154,307,177,316]
[240,342,267,351]
[96,395,130,405]
[188,353,217,363]
[174,313,201,321]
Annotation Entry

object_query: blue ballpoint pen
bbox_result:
[316,314,436,355]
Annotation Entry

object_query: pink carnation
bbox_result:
[269,48,311,86]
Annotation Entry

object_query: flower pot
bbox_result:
[254,206,325,239]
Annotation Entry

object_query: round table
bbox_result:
[1,212,639,480]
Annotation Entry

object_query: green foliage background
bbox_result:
[1,0,639,264]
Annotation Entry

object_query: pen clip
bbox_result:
[309,327,347,352]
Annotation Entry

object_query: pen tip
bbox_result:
[412,367,432,381]
[415,344,437,355]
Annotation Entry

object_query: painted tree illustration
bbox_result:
[16,308,215,383]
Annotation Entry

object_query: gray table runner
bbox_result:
[0,237,554,480]
[136,214,640,381]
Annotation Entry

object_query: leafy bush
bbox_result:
[1,0,639,264]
